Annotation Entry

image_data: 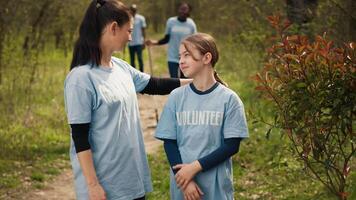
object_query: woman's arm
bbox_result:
[77,150,100,186]
[140,77,192,95]
[71,123,106,200]
[77,150,106,200]
[180,78,193,86]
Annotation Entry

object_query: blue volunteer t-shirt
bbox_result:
[129,14,146,46]
[155,83,249,200]
[165,17,197,63]
[64,57,152,200]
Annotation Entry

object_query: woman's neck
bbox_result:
[100,47,113,68]
[192,67,216,91]
[99,35,114,68]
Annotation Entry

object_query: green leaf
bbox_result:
[296,82,307,88]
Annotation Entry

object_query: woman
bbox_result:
[64,1,190,199]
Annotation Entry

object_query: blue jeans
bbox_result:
[129,45,144,72]
[168,62,185,78]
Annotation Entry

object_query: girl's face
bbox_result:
[113,20,133,51]
[179,44,205,78]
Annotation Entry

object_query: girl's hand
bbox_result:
[173,161,202,189]
[183,181,204,200]
[88,183,106,200]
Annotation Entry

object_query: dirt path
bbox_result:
[22,94,168,200]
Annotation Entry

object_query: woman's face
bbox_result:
[113,20,133,51]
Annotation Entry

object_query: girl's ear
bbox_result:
[203,52,212,65]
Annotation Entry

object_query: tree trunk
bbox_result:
[286,0,318,37]
[286,0,305,24]
[0,25,3,85]
[350,0,356,42]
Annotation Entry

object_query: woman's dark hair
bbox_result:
[70,0,131,70]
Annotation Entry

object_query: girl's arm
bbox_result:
[140,77,192,95]
[164,139,204,198]
[197,138,242,171]
[163,139,182,174]
[173,138,242,189]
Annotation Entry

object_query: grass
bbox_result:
[0,48,71,197]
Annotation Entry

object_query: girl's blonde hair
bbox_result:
[181,33,227,86]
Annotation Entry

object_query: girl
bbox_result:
[155,33,249,200]
[64,1,190,199]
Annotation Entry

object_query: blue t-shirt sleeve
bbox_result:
[191,20,197,33]
[155,94,177,140]
[113,57,150,92]
[223,94,249,138]
[64,84,93,124]
[165,19,172,35]
[141,16,147,28]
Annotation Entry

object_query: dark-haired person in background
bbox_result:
[64,1,190,199]
[146,2,197,78]
[128,4,146,72]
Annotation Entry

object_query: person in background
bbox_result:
[146,2,197,78]
[128,4,146,72]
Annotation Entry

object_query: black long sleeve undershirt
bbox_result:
[198,138,242,172]
[163,138,242,173]
[140,76,180,95]
[157,34,170,45]
[70,123,90,153]
[163,139,183,174]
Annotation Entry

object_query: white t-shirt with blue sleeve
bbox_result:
[155,83,249,200]
[165,17,197,63]
[64,57,152,200]
[129,14,146,46]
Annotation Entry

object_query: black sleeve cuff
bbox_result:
[158,34,170,45]
[70,123,90,153]
[140,77,180,95]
